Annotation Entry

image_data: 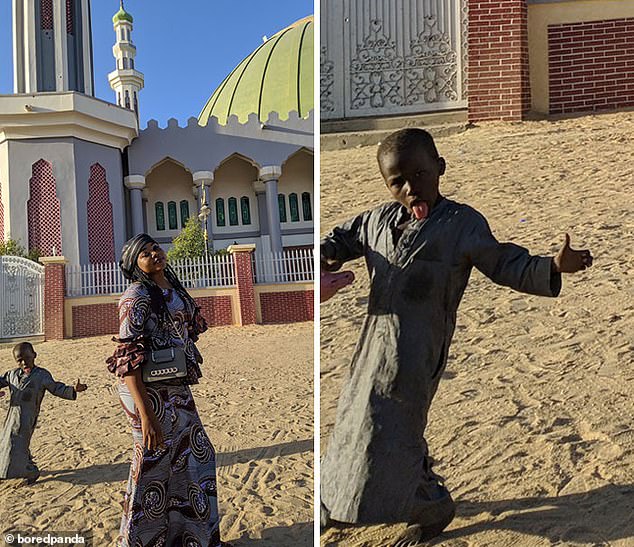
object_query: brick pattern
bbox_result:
[40,0,53,30]
[87,163,116,264]
[72,303,118,338]
[260,291,314,324]
[66,0,74,35]
[28,160,63,256]
[467,0,530,121]
[71,296,234,339]
[43,263,65,340]
[549,18,634,115]
[232,251,257,325]
[194,296,234,326]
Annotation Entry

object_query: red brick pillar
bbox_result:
[39,256,67,340]
[228,244,257,326]
[468,0,530,121]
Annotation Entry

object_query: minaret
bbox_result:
[12,0,94,94]
[108,0,144,117]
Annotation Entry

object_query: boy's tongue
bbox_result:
[411,201,429,221]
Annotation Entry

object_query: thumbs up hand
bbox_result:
[554,234,593,273]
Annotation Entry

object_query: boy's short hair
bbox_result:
[13,341,35,354]
[377,128,440,162]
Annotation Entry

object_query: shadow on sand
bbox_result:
[36,438,313,485]
[429,484,634,545]
[231,521,313,547]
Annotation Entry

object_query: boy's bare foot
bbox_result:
[392,507,456,546]
[19,475,39,487]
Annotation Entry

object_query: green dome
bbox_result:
[113,7,133,24]
[198,16,314,125]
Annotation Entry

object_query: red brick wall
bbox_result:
[548,18,634,115]
[43,263,65,340]
[232,251,256,325]
[468,0,530,121]
[195,296,233,326]
[70,295,235,338]
[72,303,118,338]
[260,290,314,324]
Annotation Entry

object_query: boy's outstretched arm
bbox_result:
[321,212,368,272]
[468,214,591,297]
[43,371,77,400]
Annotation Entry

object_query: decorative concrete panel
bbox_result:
[28,159,63,256]
[87,163,115,264]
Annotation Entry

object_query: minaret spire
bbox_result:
[108,1,144,118]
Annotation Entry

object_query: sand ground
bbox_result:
[0,322,314,546]
[320,113,634,546]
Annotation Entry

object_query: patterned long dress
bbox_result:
[107,282,222,547]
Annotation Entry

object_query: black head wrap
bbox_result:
[119,233,199,319]
[119,233,157,281]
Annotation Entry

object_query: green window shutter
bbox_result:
[155,202,165,231]
[168,201,178,230]
[289,193,299,222]
[180,200,190,227]
[240,196,251,225]
[278,194,287,223]
[215,198,225,227]
[228,197,239,226]
[301,192,312,221]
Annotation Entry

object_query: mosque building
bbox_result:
[0,1,314,266]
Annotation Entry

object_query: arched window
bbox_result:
[124,90,130,108]
[301,192,312,221]
[155,202,165,231]
[228,197,239,226]
[167,201,177,230]
[130,58,135,69]
[180,200,190,227]
[240,196,251,225]
[120,28,125,41]
[215,198,225,227]
[289,193,300,222]
[278,194,287,223]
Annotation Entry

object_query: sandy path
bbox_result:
[320,113,634,546]
[0,322,314,546]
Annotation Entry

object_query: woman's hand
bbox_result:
[140,410,164,451]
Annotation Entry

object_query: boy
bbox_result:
[320,128,592,545]
[0,342,87,484]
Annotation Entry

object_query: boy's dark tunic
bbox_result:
[0,366,76,480]
[321,198,561,524]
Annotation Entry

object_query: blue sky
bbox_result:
[0,1,314,126]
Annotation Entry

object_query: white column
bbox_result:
[53,0,69,91]
[259,165,283,255]
[81,0,93,95]
[192,171,214,247]
[124,175,146,236]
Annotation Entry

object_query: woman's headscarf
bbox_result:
[119,233,157,281]
[119,233,198,318]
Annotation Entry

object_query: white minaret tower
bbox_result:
[108,0,144,117]
[12,0,94,94]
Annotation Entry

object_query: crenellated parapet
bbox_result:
[129,110,313,177]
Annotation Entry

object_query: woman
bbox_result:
[107,233,230,547]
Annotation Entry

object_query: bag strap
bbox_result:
[161,289,187,345]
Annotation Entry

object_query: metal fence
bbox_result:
[252,248,314,284]
[0,256,45,339]
[66,254,236,297]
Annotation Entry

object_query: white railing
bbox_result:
[66,254,236,297]
[252,248,314,284]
